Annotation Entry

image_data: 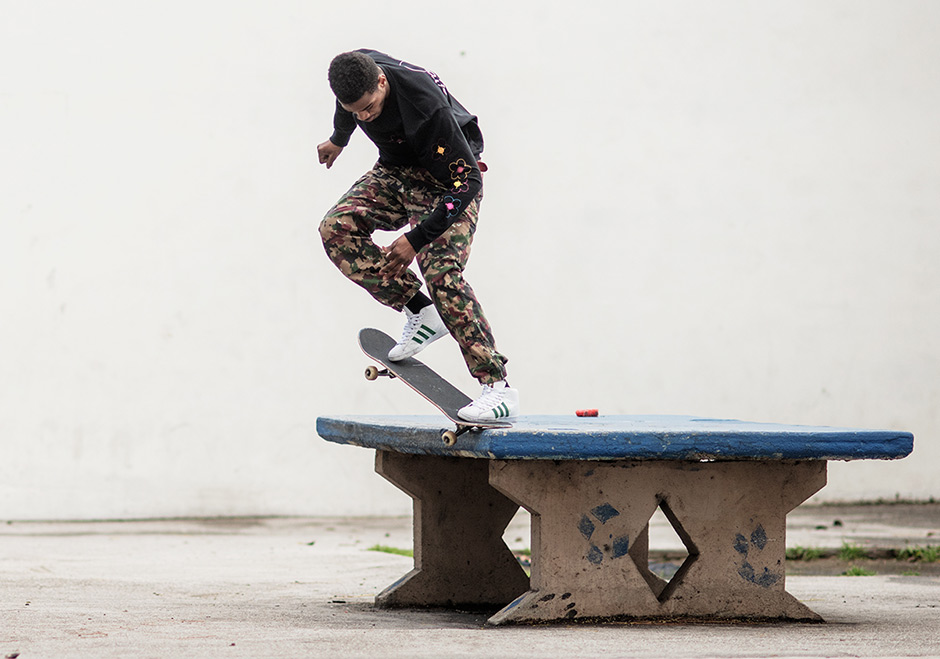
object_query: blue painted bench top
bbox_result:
[316,415,913,461]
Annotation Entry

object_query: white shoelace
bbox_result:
[398,312,424,344]
[471,384,504,410]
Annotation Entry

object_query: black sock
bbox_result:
[405,290,433,314]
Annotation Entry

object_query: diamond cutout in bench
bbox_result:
[630,498,698,602]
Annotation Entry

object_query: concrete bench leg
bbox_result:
[373,450,529,609]
[487,459,827,625]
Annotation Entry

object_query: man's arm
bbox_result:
[403,108,483,252]
[319,100,357,168]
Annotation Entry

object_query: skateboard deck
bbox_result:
[358,328,512,445]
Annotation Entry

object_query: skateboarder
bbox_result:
[317,49,519,422]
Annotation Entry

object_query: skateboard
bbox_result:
[358,328,512,446]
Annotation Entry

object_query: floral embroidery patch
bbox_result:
[432,139,452,161]
[449,159,471,193]
[442,195,462,218]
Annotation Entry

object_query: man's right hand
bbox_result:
[317,140,344,169]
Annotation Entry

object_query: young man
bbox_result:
[317,49,519,422]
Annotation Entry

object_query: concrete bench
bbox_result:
[316,414,913,625]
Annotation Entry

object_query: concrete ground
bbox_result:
[2,504,938,658]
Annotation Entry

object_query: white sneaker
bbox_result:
[388,305,448,361]
[458,381,520,423]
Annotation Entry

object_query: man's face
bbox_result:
[340,74,389,123]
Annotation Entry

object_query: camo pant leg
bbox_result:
[319,164,423,311]
[415,207,509,384]
[393,168,508,385]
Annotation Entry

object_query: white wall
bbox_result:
[2,1,937,519]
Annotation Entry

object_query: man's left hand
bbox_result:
[379,235,417,278]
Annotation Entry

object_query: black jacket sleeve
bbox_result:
[404,107,483,251]
[330,100,357,147]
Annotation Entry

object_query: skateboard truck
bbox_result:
[364,365,396,381]
[441,425,477,447]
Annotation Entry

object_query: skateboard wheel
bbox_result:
[364,365,380,381]
[441,430,458,446]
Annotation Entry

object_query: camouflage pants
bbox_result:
[319,162,508,384]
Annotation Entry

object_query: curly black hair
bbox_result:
[328,51,380,104]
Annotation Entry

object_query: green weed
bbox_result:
[841,565,876,576]
[368,544,413,557]
[838,542,867,561]
[896,545,940,563]
[786,546,823,561]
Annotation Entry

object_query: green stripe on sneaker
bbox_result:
[411,325,437,345]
